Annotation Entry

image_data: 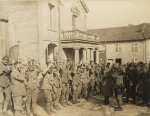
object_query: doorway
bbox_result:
[116,58,122,64]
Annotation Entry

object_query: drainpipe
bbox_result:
[142,32,147,63]
[57,1,61,54]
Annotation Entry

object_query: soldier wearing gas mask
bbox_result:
[10,60,27,116]
[0,56,11,115]
[25,60,42,116]
[42,60,57,115]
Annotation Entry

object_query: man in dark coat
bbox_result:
[101,66,113,105]
[0,56,11,115]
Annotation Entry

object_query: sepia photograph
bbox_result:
[0,0,150,116]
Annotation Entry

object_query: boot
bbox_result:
[3,100,9,113]
[75,94,80,103]
[60,95,67,107]
[50,102,56,113]
[46,102,52,115]
[72,95,77,104]
[78,93,81,99]
[53,105,61,111]
[66,95,72,106]
[114,107,122,111]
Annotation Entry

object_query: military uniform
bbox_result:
[25,65,41,116]
[53,68,62,110]
[60,65,72,106]
[0,57,11,115]
[101,67,113,104]
[11,63,26,116]
[81,67,90,100]
[89,66,96,96]
[71,66,80,104]
[112,69,124,111]
[95,66,100,95]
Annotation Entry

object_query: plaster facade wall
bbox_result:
[60,1,87,32]
[106,41,145,64]
[0,1,39,61]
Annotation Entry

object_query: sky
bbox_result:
[85,1,150,29]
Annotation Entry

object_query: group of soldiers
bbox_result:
[101,61,150,111]
[0,53,150,116]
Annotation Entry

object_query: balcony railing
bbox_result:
[62,29,99,42]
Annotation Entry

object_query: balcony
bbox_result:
[61,29,99,44]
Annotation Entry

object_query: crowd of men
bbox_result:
[0,54,150,116]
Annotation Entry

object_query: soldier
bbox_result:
[71,65,80,104]
[42,61,57,115]
[54,52,62,65]
[10,60,27,116]
[53,66,62,110]
[95,65,101,95]
[81,66,90,100]
[89,64,96,96]
[101,65,113,105]
[60,63,72,106]
[0,56,11,115]
[25,60,42,116]
[112,64,124,111]
[77,65,84,99]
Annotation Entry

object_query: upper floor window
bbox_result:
[131,57,138,63]
[49,4,55,29]
[72,15,78,30]
[115,43,122,52]
[131,42,138,53]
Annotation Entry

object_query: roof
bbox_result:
[88,23,150,43]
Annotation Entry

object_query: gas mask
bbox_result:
[48,68,53,74]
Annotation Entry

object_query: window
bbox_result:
[131,57,138,63]
[115,43,122,52]
[72,15,78,30]
[48,4,55,29]
[131,42,138,53]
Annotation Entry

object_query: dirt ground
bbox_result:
[7,91,150,116]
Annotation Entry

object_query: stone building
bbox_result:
[0,1,101,67]
[88,23,150,65]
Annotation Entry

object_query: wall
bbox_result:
[0,1,39,61]
[38,1,59,67]
[106,41,144,64]
[60,1,87,32]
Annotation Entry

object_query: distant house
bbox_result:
[88,23,150,65]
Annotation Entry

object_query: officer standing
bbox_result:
[0,56,11,115]
[10,60,27,116]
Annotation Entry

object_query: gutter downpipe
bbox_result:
[57,1,61,54]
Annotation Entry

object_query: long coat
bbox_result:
[101,71,113,97]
